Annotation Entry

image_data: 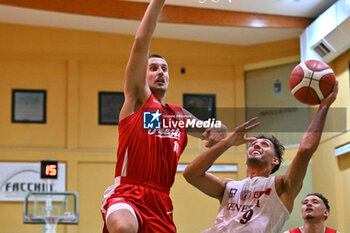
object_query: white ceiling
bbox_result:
[130,0,336,17]
[0,0,337,45]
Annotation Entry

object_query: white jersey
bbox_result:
[203,176,289,233]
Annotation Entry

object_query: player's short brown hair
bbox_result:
[149,54,166,61]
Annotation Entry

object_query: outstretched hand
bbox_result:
[319,80,338,109]
[224,117,260,148]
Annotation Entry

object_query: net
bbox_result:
[43,216,59,233]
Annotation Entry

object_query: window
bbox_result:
[98,92,124,125]
[183,94,216,121]
[12,89,46,123]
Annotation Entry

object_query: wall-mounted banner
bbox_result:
[0,162,66,202]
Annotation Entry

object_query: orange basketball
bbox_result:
[289,60,336,105]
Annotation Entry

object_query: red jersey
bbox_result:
[101,94,188,233]
[115,94,187,188]
[288,226,337,233]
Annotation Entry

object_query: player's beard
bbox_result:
[246,156,269,168]
[305,214,314,220]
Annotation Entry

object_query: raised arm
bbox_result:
[277,81,338,211]
[183,118,259,200]
[120,0,165,121]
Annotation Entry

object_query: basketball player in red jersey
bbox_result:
[101,1,227,233]
[285,193,340,233]
[184,81,338,233]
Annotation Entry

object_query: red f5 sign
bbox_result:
[40,160,58,179]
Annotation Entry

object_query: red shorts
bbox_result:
[101,177,176,233]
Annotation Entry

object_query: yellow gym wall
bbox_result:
[0,21,347,233]
[312,49,350,233]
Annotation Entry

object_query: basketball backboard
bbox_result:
[23,192,78,225]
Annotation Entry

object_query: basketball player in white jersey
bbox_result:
[184,82,338,233]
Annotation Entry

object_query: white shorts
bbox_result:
[106,202,139,230]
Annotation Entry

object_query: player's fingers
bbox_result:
[329,80,338,97]
[236,117,258,131]
[245,122,260,131]
[205,139,214,148]
[201,130,209,140]
[327,80,338,101]
[244,117,258,126]
[206,133,220,148]
[333,80,339,94]
[245,137,257,143]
